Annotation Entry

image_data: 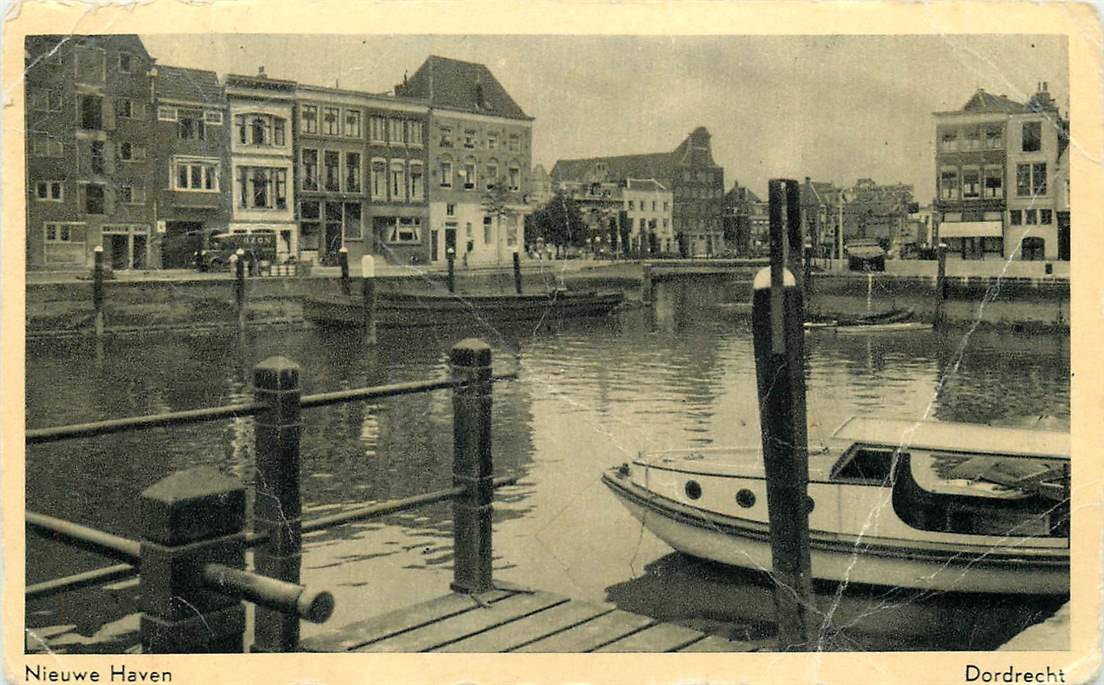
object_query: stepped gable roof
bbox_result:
[397,55,530,120]
[157,65,223,105]
[959,89,1028,114]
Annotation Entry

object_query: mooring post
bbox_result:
[803,245,814,298]
[512,248,523,295]
[338,247,350,296]
[934,242,948,328]
[751,179,813,651]
[641,262,654,305]
[449,338,494,595]
[252,356,303,652]
[447,247,456,294]
[92,245,105,337]
[362,255,377,346]
[139,466,246,653]
[232,249,247,331]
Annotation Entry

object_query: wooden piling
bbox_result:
[252,356,303,652]
[750,179,813,651]
[339,247,350,296]
[92,246,105,337]
[447,247,456,294]
[233,250,246,331]
[139,466,246,653]
[512,249,523,295]
[362,255,377,346]
[934,242,947,327]
[449,339,494,595]
[641,263,654,305]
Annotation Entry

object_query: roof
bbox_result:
[832,416,1069,459]
[624,178,668,192]
[28,34,152,62]
[551,127,719,185]
[156,65,223,105]
[396,55,530,120]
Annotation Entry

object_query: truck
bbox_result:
[198,230,279,272]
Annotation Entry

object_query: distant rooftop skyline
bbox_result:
[140,34,1068,202]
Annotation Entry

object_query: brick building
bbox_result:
[25,35,157,270]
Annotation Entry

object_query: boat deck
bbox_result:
[301,586,764,653]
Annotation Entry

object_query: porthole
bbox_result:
[736,489,756,508]
[806,496,815,513]
[684,480,702,500]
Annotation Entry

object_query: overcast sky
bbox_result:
[141,34,1068,202]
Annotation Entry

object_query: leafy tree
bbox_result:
[528,192,588,248]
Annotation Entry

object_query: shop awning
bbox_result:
[939,221,1003,238]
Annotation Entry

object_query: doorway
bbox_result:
[108,234,129,269]
[444,224,457,258]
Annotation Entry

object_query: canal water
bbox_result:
[25,277,1070,653]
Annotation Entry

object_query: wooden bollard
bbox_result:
[512,249,523,295]
[934,242,948,327]
[803,245,814,297]
[139,466,246,653]
[447,247,456,294]
[92,245,105,337]
[338,247,350,296]
[232,249,246,331]
[449,339,494,595]
[362,255,377,346]
[252,356,303,652]
[641,263,654,305]
[752,179,813,651]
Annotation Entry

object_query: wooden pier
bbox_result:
[302,586,758,653]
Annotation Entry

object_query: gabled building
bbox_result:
[934,83,1069,260]
[25,35,157,270]
[551,127,725,257]
[395,56,534,267]
[152,65,231,268]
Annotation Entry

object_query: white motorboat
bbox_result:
[602,417,1069,595]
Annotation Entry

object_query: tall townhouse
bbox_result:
[152,65,231,267]
[622,178,674,254]
[395,56,534,267]
[25,35,156,270]
[551,126,725,257]
[225,70,298,260]
[934,84,1069,261]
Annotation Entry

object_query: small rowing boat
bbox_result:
[602,416,1069,595]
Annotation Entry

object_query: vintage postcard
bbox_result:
[3,1,1102,684]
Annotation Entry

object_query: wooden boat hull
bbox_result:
[305,290,625,329]
[604,466,1068,592]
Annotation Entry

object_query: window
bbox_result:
[463,161,477,190]
[1041,209,1053,224]
[204,110,223,125]
[177,108,205,140]
[963,127,981,150]
[116,51,132,72]
[370,159,387,200]
[31,88,62,111]
[940,168,959,200]
[45,223,79,243]
[1010,210,1022,226]
[505,215,518,246]
[90,141,105,174]
[486,132,498,150]
[1032,163,1048,195]
[79,94,103,130]
[345,152,362,193]
[440,160,453,188]
[324,151,340,192]
[463,129,477,149]
[832,448,897,484]
[409,162,424,201]
[1022,121,1042,152]
[369,116,386,143]
[32,133,63,157]
[237,167,287,209]
[274,118,286,146]
[1017,163,1047,197]
[326,202,342,245]
[115,98,137,119]
[508,166,520,192]
[508,133,519,151]
[1016,164,1031,197]
[84,184,105,214]
[439,126,452,148]
[380,216,421,243]
[408,121,424,147]
[652,200,657,211]
[158,106,177,121]
[174,159,219,191]
[344,202,362,239]
[940,129,958,151]
[1025,209,1037,225]
[345,110,362,138]
[483,216,493,244]
[296,148,317,192]
[390,161,405,201]
[119,184,144,205]
[301,105,318,134]
[985,125,1003,149]
[389,119,405,145]
[983,166,1003,199]
[35,181,63,201]
[961,167,981,199]
[118,142,146,161]
[983,238,1003,255]
[322,107,339,136]
[300,201,321,250]
[1021,237,1046,261]
[486,163,498,189]
[447,204,456,217]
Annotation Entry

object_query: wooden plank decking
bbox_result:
[302,587,764,653]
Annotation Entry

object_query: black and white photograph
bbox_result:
[5,3,1101,682]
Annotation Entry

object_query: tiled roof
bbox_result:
[960,89,1028,114]
[28,34,152,62]
[551,152,675,184]
[625,178,668,192]
[157,65,223,105]
[396,55,530,120]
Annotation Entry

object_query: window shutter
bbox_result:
[103,97,116,130]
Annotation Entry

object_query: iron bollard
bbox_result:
[252,356,303,652]
[447,247,456,294]
[512,248,523,295]
[92,245,105,337]
[362,255,377,346]
[449,339,494,595]
[339,247,350,296]
[139,466,247,653]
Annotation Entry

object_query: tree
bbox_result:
[528,192,588,248]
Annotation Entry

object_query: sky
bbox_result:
[141,34,1068,203]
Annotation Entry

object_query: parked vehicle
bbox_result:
[199,230,278,272]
